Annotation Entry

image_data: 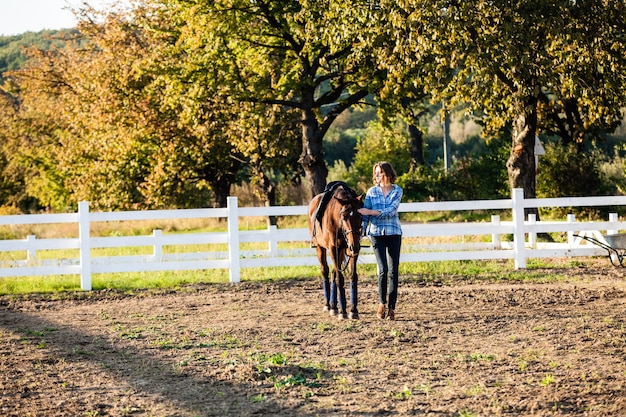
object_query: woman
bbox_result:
[358,161,403,320]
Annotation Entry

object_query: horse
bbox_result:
[308,183,363,320]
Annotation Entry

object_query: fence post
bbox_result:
[567,214,576,245]
[491,215,501,250]
[153,230,163,261]
[78,201,92,290]
[27,235,36,264]
[268,225,278,257]
[608,213,618,235]
[512,188,526,269]
[227,196,241,283]
[528,214,537,249]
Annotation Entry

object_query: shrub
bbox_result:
[399,134,509,202]
[536,142,623,218]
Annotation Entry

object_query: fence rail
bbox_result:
[1,188,625,290]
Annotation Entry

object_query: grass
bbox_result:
[0,265,314,295]
[0,255,598,297]
[0,213,608,296]
[399,257,582,284]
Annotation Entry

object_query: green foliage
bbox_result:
[537,143,615,198]
[323,128,362,168]
[1,2,626,212]
[0,97,38,211]
[7,10,248,210]
[537,142,622,217]
[398,134,510,202]
[348,121,413,193]
[384,0,626,197]
[158,0,389,197]
[0,36,28,76]
[397,164,448,202]
[601,151,626,197]
[0,30,77,80]
[446,134,511,200]
[324,107,378,168]
[327,160,352,185]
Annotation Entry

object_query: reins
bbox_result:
[336,204,361,271]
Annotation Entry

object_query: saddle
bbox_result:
[313,181,358,230]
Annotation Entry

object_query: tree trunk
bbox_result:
[506,95,538,217]
[205,159,241,208]
[258,171,277,226]
[299,108,328,198]
[400,97,427,170]
[211,178,232,208]
[407,124,425,169]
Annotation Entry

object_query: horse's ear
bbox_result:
[358,194,365,203]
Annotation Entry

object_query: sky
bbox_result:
[0,0,118,36]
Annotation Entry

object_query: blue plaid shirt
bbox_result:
[362,184,403,236]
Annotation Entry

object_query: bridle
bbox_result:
[337,203,362,262]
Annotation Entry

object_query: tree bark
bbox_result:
[211,178,232,208]
[299,108,328,198]
[258,171,277,226]
[206,160,241,208]
[408,124,425,169]
[506,94,538,217]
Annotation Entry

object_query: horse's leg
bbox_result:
[317,247,331,312]
[323,277,331,311]
[336,268,348,320]
[329,270,338,316]
[349,256,359,320]
[330,250,348,320]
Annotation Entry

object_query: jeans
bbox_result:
[370,234,402,310]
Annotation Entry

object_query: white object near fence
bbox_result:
[1,188,626,290]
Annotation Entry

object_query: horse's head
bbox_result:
[334,189,364,258]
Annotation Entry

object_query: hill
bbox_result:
[0,29,76,80]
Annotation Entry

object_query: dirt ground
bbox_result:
[1,258,625,416]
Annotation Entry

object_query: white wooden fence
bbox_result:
[1,188,625,290]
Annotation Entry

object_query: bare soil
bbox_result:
[1,258,626,416]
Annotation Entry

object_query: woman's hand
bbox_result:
[358,208,379,216]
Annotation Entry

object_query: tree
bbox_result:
[0,30,79,81]
[0,84,37,211]
[148,0,388,198]
[349,121,412,191]
[8,7,242,210]
[132,1,305,207]
[385,0,626,202]
[374,27,432,171]
[228,101,303,210]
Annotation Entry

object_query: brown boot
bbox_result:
[377,304,386,319]
[387,308,395,321]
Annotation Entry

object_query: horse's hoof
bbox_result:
[323,305,330,312]
[337,312,348,320]
[349,311,359,320]
[329,308,338,316]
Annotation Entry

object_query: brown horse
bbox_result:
[308,183,363,320]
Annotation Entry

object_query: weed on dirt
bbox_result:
[1,258,625,416]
